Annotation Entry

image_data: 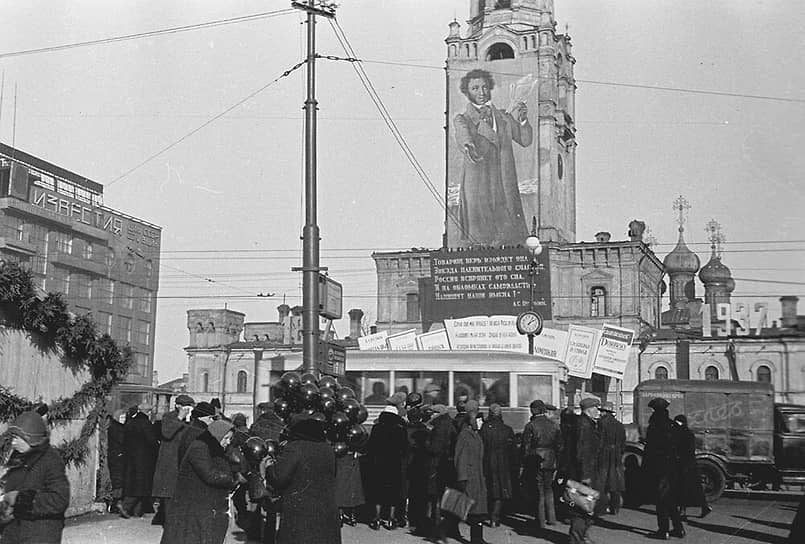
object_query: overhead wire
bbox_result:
[0,9,296,60]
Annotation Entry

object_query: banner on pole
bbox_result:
[592,324,635,380]
[416,329,451,350]
[531,327,569,361]
[565,325,600,379]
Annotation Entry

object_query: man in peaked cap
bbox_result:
[648,397,670,411]
[567,395,604,544]
[645,396,685,539]
[521,399,562,530]
[598,401,626,515]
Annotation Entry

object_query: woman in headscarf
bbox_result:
[160,419,239,544]
[0,411,70,544]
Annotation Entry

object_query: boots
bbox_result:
[470,520,488,544]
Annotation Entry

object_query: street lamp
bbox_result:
[516,217,544,354]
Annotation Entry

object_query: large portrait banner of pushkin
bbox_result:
[429,246,551,323]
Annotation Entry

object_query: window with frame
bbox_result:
[134,320,151,345]
[97,311,113,336]
[51,267,69,294]
[52,231,72,255]
[82,241,93,260]
[591,286,606,317]
[71,273,91,299]
[516,375,553,408]
[201,372,210,393]
[116,316,132,344]
[394,371,449,405]
[704,365,720,381]
[130,352,148,378]
[236,370,248,393]
[454,371,510,407]
[345,371,390,405]
[137,288,153,313]
[756,365,771,383]
[654,366,669,380]
[120,284,134,309]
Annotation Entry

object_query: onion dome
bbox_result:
[699,253,732,285]
[663,229,700,275]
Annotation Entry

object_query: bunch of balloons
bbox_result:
[272,371,369,456]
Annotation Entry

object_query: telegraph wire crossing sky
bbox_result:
[0,0,802,380]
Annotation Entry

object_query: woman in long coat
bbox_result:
[0,411,70,544]
[454,408,488,544]
[160,420,237,544]
[479,404,514,526]
[365,406,408,529]
[597,406,626,514]
[673,415,711,519]
[266,417,341,544]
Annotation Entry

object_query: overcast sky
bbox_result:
[1,0,803,381]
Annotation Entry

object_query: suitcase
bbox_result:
[439,487,475,521]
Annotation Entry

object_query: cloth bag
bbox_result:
[439,487,475,521]
[560,479,600,516]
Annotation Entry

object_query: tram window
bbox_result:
[345,371,391,405]
[455,372,510,407]
[517,375,553,407]
[395,371,448,405]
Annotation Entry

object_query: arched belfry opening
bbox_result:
[486,42,514,61]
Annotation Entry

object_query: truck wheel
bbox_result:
[698,460,726,503]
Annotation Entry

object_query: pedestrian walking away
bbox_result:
[119,405,159,519]
[598,402,626,515]
[480,403,515,527]
[521,399,561,530]
[454,401,488,544]
[644,398,685,540]
[673,414,712,520]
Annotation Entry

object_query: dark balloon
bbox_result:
[336,387,356,403]
[406,392,423,408]
[241,436,268,466]
[319,387,336,402]
[319,375,338,390]
[331,411,350,432]
[280,371,302,391]
[274,398,292,420]
[310,411,327,423]
[333,442,348,457]
[345,424,368,450]
[265,439,279,458]
[321,397,338,415]
[300,372,318,386]
[356,404,369,424]
[342,398,361,423]
[299,383,321,411]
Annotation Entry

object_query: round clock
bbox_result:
[516,310,543,336]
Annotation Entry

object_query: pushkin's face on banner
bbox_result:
[466,78,491,106]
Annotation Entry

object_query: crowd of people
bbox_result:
[10,390,805,544]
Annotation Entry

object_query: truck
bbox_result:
[624,379,805,503]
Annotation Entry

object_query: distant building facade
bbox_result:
[0,142,162,408]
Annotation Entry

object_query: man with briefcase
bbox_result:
[565,396,604,544]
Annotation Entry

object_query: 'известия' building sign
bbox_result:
[29,187,160,248]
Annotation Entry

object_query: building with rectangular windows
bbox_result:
[0,142,162,408]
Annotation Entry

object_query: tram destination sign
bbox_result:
[428,247,551,322]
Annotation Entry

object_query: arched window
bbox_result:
[531,35,537,49]
[523,37,528,50]
[486,42,515,61]
[201,372,209,393]
[756,365,771,383]
[450,44,457,57]
[655,366,669,380]
[705,365,719,381]
[237,370,248,393]
[590,286,606,317]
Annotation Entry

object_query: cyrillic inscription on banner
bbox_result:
[565,325,600,379]
[531,327,569,361]
[386,329,418,351]
[592,324,635,380]
[358,331,388,351]
[429,247,551,322]
[415,329,450,350]
[444,315,527,352]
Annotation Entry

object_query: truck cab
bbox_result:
[624,380,805,503]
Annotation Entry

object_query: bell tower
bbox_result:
[444,0,577,247]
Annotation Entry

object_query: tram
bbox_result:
[270,350,567,429]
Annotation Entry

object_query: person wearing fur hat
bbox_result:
[265,416,341,544]
[0,411,70,544]
[160,419,239,544]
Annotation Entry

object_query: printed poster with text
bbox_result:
[386,329,418,351]
[358,331,388,351]
[531,327,569,361]
[564,325,600,379]
[416,329,451,350]
[592,324,635,380]
[443,315,527,352]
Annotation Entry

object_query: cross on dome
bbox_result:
[673,194,691,233]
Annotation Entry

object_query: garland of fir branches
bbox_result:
[0,261,133,467]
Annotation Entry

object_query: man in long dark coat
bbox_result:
[266,416,341,544]
[522,399,561,529]
[176,401,216,465]
[673,414,711,519]
[566,396,604,544]
[120,405,159,518]
[455,403,488,544]
[480,403,514,526]
[644,398,685,539]
[151,394,194,525]
[598,402,626,515]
